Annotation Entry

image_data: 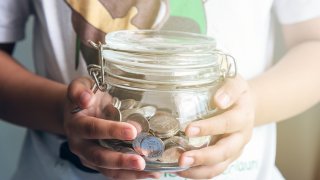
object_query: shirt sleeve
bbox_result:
[274,0,320,24]
[0,0,32,43]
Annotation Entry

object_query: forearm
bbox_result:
[250,41,320,125]
[0,50,67,135]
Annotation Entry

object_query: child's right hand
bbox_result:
[63,77,160,179]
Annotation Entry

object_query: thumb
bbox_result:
[213,75,247,109]
[67,77,94,109]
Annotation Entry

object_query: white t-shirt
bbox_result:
[0,0,319,180]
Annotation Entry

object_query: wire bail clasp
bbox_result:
[87,40,109,93]
[213,50,237,79]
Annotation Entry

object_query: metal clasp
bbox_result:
[213,49,237,79]
[87,41,109,93]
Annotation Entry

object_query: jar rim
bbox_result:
[104,30,216,54]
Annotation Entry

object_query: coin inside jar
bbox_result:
[121,108,142,120]
[120,99,138,110]
[160,145,186,163]
[132,133,149,155]
[111,97,121,109]
[188,136,212,149]
[124,113,150,133]
[149,111,180,138]
[105,104,122,121]
[140,135,164,159]
[159,136,189,163]
[139,106,157,119]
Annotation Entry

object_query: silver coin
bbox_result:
[132,133,150,155]
[139,106,157,119]
[112,97,121,109]
[149,111,180,138]
[188,135,211,149]
[159,136,188,163]
[124,113,150,133]
[160,145,186,163]
[120,99,137,110]
[140,136,164,159]
[121,108,142,120]
[106,104,122,121]
[164,136,189,149]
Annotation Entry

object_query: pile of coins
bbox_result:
[99,97,210,166]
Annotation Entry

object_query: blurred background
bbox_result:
[0,16,320,180]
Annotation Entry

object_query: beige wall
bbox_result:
[276,105,320,180]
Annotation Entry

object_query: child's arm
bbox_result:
[177,17,320,179]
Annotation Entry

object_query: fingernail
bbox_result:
[187,126,200,136]
[217,92,230,108]
[182,156,194,167]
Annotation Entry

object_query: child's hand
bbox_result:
[63,77,160,179]
[177,75,255,179]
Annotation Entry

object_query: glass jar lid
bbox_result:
[86,30,236,92]
[104,30,216,54]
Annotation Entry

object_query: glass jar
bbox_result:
[87,30,236,172]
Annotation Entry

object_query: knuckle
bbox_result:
[84,119,97,138]
[116,153,126,168]
[221,147,231,162]
[89,149,105,166]
[223,118,230,133]
[107,124,119,138]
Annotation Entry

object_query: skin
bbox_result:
[0,17,320,180]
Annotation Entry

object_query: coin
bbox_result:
[164,136,189,149]
[132,133,149,155]
[121,108,142,120]
[120,99,137,110]
[149,111,180,138]
[139,106,157,119]
[159,136,188,163]
[124,113,150,133]
[188,135,211,149]
[112,97,121,109]
[106,104,122,121]
[140,136,164,159]
[160,145,186,163]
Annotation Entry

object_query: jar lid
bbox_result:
[104,30,216,54]
[88,30,236,91]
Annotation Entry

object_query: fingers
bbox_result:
[80,154,161,180]
[179,133,245,168]
[67,77,94,108]
[186,92,254,136]
[69,140,146,170]
[65,115,137,140]
[213,75,248,109]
